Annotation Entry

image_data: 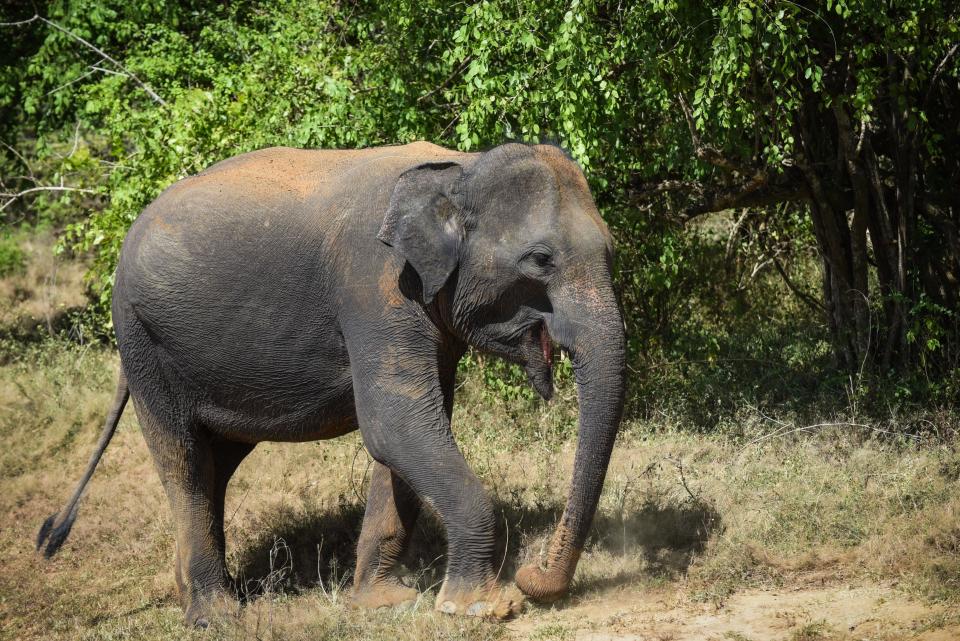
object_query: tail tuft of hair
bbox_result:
[36,510,76,558]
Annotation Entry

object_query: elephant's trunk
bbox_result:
[515,275,626,601]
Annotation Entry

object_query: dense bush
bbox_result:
[2,0,958,421]
[0,233,25,277]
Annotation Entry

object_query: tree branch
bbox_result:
[418,56,473,103]
[632,179,706,196]
[628,173,810,222]
[677,92,702,148]
[1,14,167,106]
[0,186,98,213]
[770,252,826,313]
[681,177,795,219]
[924,42,959,109]
[677,93,760,177]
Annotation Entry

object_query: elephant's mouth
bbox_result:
[523,320,555,401]
[540,322,554,365]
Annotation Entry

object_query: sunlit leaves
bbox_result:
[2,0,958,366]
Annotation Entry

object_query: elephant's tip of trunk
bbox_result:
[514,564,571,603]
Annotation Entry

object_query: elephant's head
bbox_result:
[378,142,626,601]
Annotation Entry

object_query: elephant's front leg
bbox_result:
[350,461,421,608]
[349,352,523,619]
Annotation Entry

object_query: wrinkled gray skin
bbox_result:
[37,142,626,625]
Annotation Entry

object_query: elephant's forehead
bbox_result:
[510,183,610,259]
[531,146,613,253]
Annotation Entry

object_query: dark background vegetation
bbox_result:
[2,0,958,432]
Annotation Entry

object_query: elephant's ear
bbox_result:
[377,161,463,304]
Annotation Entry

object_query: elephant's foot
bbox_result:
[350,577,419,610]
[435,579,524,619]
[184,589,239,628]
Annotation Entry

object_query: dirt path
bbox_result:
[508,582,956,641]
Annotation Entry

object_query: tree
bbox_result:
[3,0,958,384]
[627,1,960,375]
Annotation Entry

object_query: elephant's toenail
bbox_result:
[466,601,489,616]
[439,600,457,614]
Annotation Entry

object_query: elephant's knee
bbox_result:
[446,482,497,550]
[359,427,400,468]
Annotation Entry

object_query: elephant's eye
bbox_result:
[531,251,552,268]
[521,247,555,277]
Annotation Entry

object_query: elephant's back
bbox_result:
[191,142,467,205]
[190,146,381,203]
[120,143,469,265]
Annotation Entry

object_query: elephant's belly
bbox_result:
[197,385,359,443]
[197,372,357,443]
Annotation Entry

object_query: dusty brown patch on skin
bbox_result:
[145,213,177,234]
[515,521,581,602]
[373,346,434,400]
[385,376,433,401]
[559,262,610,318]
[189,158,325,201]
[192,147,367,201]
[378,259,405,309]
[184,143,471,205]
[401,140,452,156]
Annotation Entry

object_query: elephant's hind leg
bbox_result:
[350,461,421,609]
[134,399,237,627]
[211,438,255,596]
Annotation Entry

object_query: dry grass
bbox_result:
[1,342,959,641]
[0,229,87,344]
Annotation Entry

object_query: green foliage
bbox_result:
[2,0,958,420]
[459,350,574,405]
[0,233,25,277]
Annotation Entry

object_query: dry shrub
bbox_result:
[0,230,87,343]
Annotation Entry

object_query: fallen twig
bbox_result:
[739,409,921,454]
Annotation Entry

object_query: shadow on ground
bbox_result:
[232,491,720,601]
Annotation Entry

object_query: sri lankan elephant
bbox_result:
[37,141,626,625]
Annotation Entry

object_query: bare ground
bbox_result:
[508,582,957,641]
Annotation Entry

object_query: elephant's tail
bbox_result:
[36,368,129,558]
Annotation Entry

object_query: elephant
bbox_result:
[37,141,626,625]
